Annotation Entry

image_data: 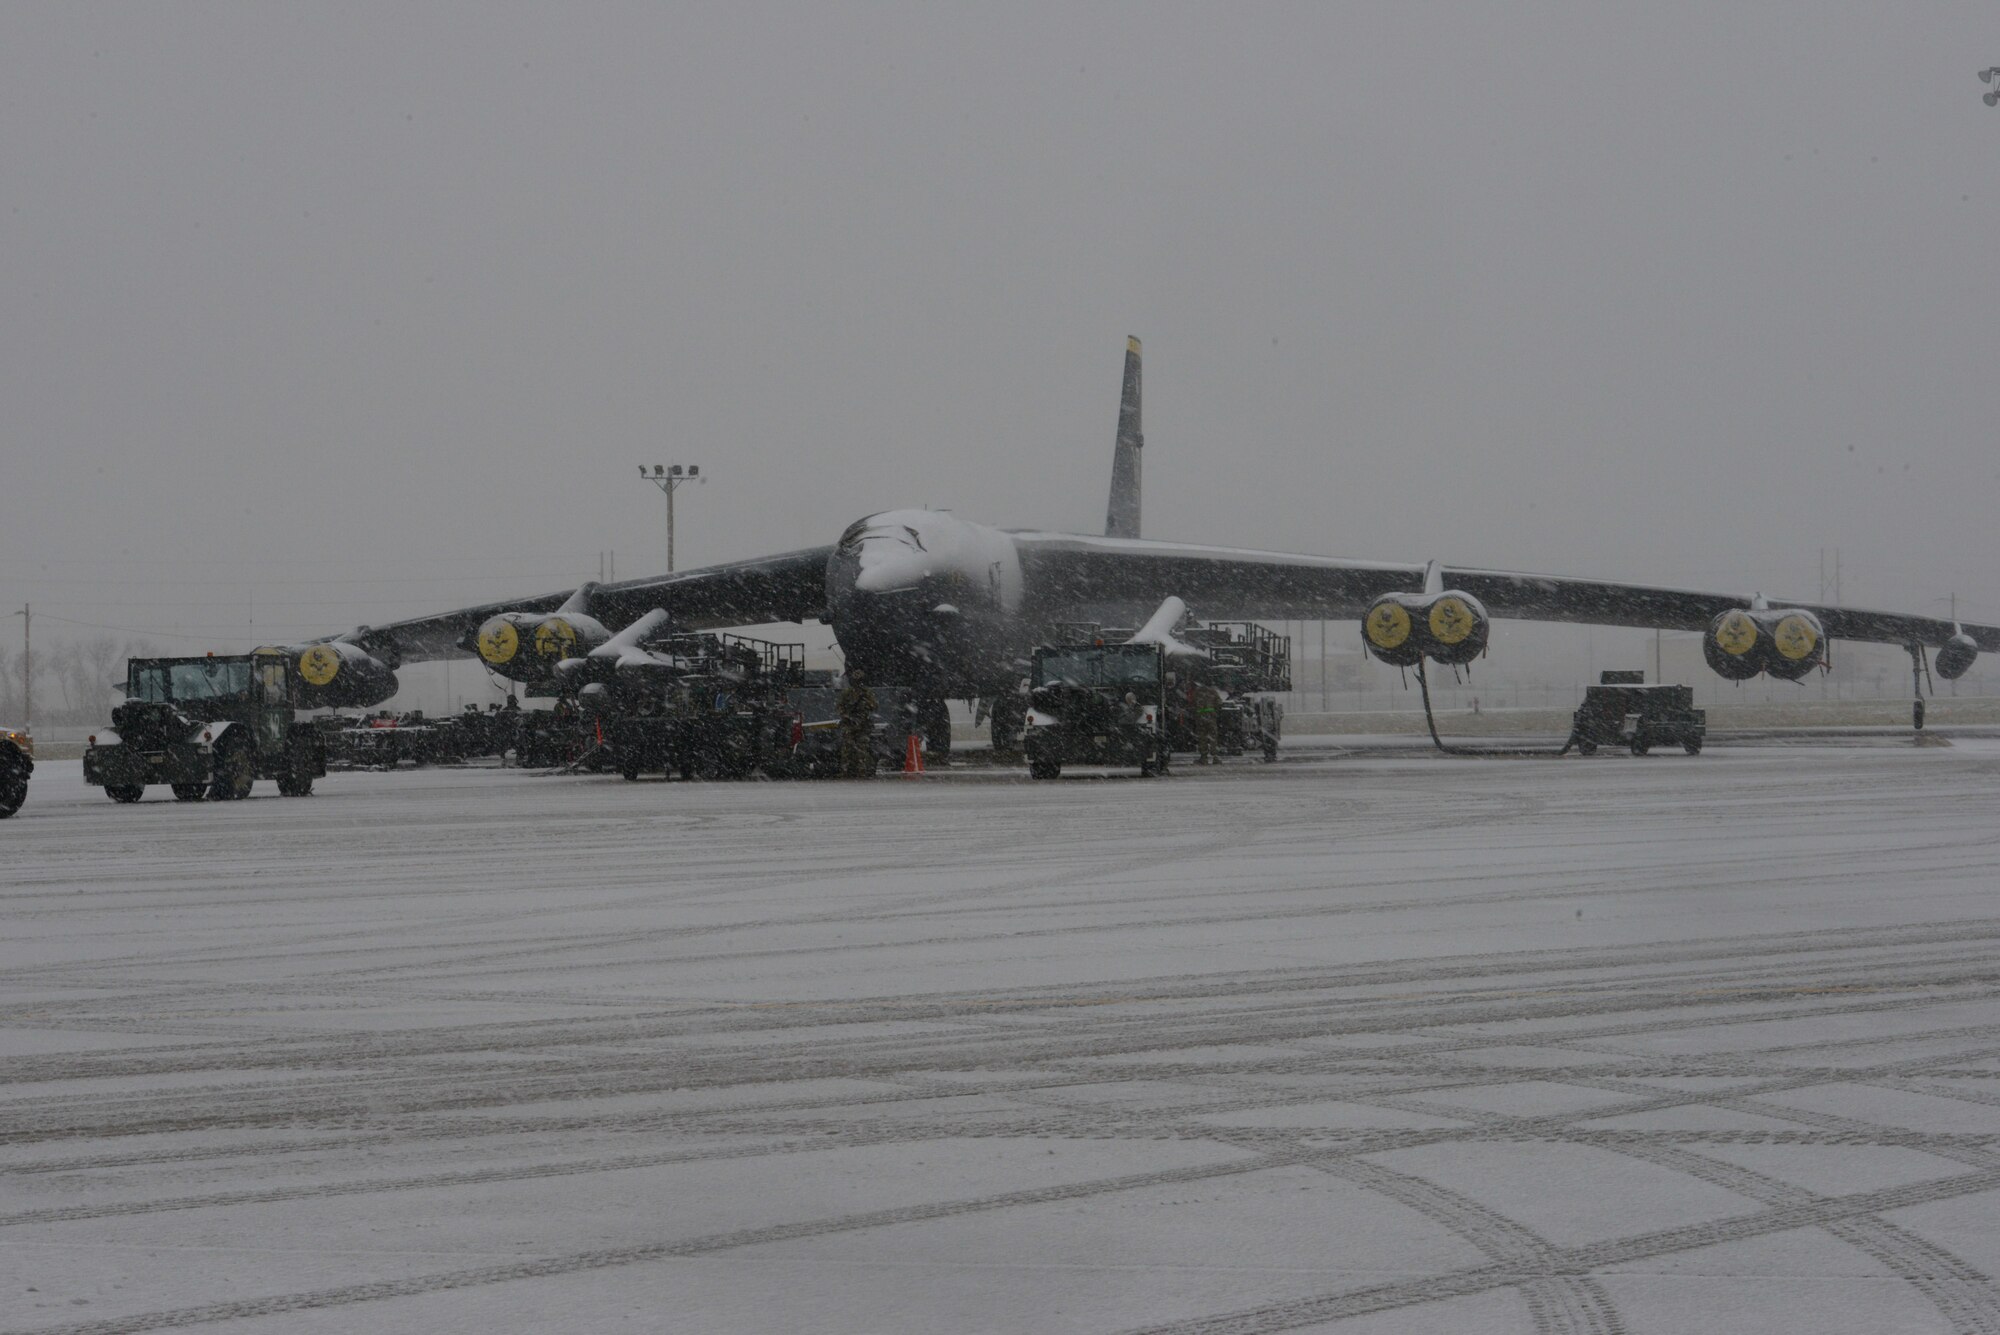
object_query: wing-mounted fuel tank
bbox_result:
[1703,605,1826,682]
[472,584,613,683]
[1361,566,1490,668]
[291,639,399,709]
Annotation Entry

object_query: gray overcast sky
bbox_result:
[3,2,1997,657]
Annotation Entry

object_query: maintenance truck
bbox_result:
[1023,641,1171,779]
[1042,614,1288,764]
[0,727,30,818]
[83,651,328,802]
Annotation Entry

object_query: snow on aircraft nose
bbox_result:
[847,527,933,593]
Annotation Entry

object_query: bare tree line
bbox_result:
[0,636,162,727]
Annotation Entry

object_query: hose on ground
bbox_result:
[1414,657,1578,758]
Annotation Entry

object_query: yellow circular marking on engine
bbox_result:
[1365,602,1412,649]
[1772,614,1819,661]
[298,646,341,686]
[477,621,520,665]
[1714,611,1759,656]
[533,618,578,658]
[1428,596,1476,646]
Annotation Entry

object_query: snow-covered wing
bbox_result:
[1014,533,1424,622]
[1013,534,2000,652]
[348,546,834,665]
[1447,567,2000,652]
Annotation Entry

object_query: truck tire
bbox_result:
[277,773,314,797]
[210,746,254,801]
[172,783,207,802]
[106,784,144,804]
[0,746,27,817]
[1683,738,1703,756]
[1029,756,1060,780]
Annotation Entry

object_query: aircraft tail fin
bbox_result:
[1105,336,1143,539]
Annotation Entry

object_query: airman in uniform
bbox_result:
[1193,680,1222,765]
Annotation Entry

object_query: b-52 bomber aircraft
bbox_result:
[299,338,1999,751]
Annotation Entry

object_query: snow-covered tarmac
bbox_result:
[6,741,2000,1334]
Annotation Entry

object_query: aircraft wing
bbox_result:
[347,546,834,665]
[1011,533,2000,651]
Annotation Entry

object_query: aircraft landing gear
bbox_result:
[989,692,1024,762]
[917,695,952,766]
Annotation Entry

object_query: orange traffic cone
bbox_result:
[903,732,925,774]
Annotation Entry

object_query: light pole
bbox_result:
[9,604,27,735]
[637,464,703,572]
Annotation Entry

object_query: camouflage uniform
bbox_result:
[837,675,877,778]
[1194,682,1221,765]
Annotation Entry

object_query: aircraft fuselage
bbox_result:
[824,509,1032,696]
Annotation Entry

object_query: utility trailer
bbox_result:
[780,672,916,778]
[594,632,808,780]
[1568,673,1706,756]
[1175,620,1289,761]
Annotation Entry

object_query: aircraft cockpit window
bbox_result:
[836,518,875,555]
[837,517,928,557]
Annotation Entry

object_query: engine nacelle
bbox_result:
[1361,590,1490,668]
[1763,610,1827,681]
[1703,608,1825,682]
[474,611,612,682]
[1936,633,1979,681]
[294,641,399,709]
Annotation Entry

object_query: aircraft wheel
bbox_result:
[106,784,144,804]
[172,783,207,802]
